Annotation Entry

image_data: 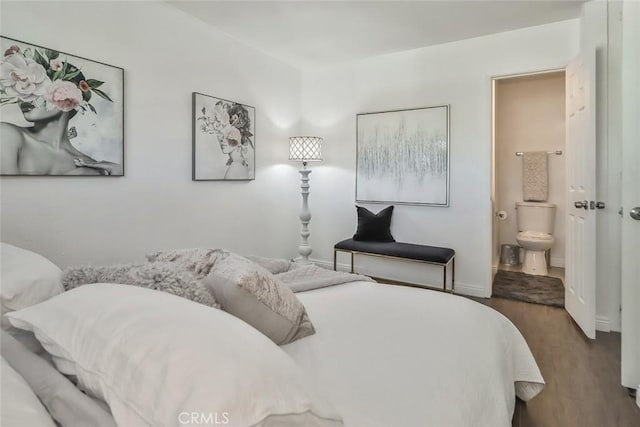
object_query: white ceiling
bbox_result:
[169,1,585,69]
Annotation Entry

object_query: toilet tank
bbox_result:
[516,202,557,234]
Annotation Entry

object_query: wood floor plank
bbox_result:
[469,296,640,427]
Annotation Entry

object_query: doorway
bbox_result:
[491,71,566,307]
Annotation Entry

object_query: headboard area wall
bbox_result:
[0,1,303,267]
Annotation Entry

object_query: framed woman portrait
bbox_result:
[192,92,255,181]
[0,36,124,176]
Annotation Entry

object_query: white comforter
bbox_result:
[284,282,544,427]
[1,356,56,427]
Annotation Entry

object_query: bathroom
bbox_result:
[491,71,566,307]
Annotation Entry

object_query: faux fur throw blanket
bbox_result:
[276,264,375,293]
[62,262,219,308]
[146,248,223,279]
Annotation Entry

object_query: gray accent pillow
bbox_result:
[62,262,219,309]
[204,251,315,345]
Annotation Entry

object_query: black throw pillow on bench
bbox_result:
[353,205,395,242]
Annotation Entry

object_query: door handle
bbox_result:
[574,200,588,209]
[631,207,640,220]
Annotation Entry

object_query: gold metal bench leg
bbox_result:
[451,257,455,293]
[350,252,355,273]
[443,262,447,291]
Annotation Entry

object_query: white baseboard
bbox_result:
[610,318,622,333]
[596,315,610,332]
[550,257,565,268]
[312,258,488,298]
[311,258,336,270]
[455,282,489,298]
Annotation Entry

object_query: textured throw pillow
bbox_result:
[204,251,315,345]
[353,205,395,242]
[6,285,343,427]
[146,248,223,279]
[62,262,219,309]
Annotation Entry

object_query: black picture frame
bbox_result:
[192,92,255,181]
[0,36,124,177]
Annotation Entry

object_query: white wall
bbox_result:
[0,1,303,267]
[495,73,566,268]
[301,20,580,297]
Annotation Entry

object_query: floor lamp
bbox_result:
[289,136,323,263]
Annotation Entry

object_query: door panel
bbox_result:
[565,53,596,339]
[621,0,640,391]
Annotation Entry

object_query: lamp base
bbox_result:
[292,257,313,265]
[297,167,313,262]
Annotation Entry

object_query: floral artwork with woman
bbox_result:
[0,37,124,176]
[192,93,255,181]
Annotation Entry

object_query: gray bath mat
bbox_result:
[492,270,564,307]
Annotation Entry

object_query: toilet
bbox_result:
[515,202,556,276]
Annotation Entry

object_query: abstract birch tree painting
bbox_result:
[356,105,449,206]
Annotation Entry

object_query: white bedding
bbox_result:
[1,356,56,427]
[283,281,544,427]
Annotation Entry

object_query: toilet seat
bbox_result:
[517,231,553,241]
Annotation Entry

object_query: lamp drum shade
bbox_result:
[289,137,323,162]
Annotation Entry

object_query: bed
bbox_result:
[1,243,544,427]
[285,281,543,426]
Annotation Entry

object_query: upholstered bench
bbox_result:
[333,239,456,292]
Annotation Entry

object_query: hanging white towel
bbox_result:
[522,151,548,202]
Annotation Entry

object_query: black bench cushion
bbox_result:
[335,239,455,264]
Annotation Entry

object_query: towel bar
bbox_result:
[516,151,563,156]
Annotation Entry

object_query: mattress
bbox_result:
[284,281,544,427]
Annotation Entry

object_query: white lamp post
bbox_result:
[289,136,323,263]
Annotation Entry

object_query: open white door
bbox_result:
[621,0,640,392]
[565,52,597,339]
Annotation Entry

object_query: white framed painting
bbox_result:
[192,92,255,181]
[356,105,450,206]
[0,36,124,176]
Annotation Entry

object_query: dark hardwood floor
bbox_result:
[470,296,640,427]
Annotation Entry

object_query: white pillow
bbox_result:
[1,243,63,352]
[7,284,343,427]
[1,331,117,427]
[1,243,63,312]
[1,356,56,427]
